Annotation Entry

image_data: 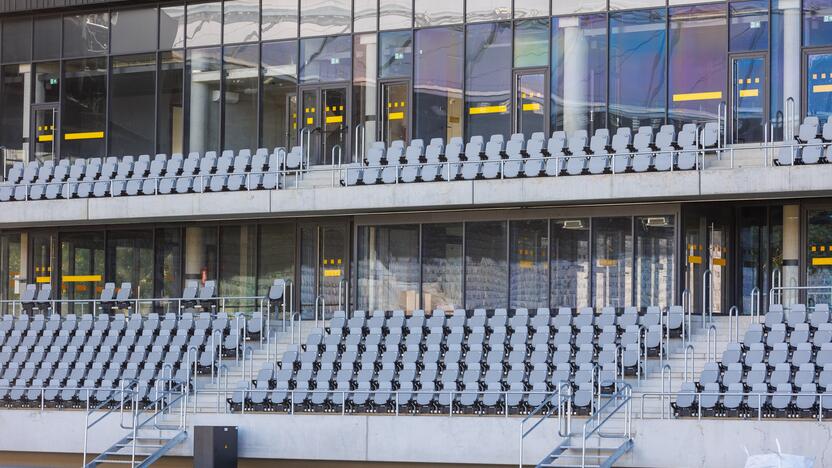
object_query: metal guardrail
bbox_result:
[640,390,831,422]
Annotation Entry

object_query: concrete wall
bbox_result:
[0,409,830,467]
[1,165,831,229]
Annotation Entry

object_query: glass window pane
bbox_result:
[609,9,667,133]
[300,0,351,37]
[465,221,508,309]
[0,65,26,170]
[510,220,549,309]
[551,0,606,16]
[610,0,665,9]
[62,58,108,159]
[262,40,298,150]
[422,223,463,311]
[380,0,412,30]
[804,0,832,47]
[160,5,187,50]
[0,233,22,312]
[466,22,512,139]
[807,210,832,303]
[59,232,105,311]
[33,16,61,61]
[258,223,295,295]
[63,13,110,57]
[635,216,675,308]
[187,2,222,48]
[730,0,769,52]
[551,14,607,134]
[357,225,421,312]
[106,230,153,301]
[219,225,257,311]
[669,4,727,127]
[224,0,260,44]
[592,217,633,308]
[551,219,590,307]
[354,34,378,163]
[111,8,158,54]
[3,17,32,63]
[300,35,352,83]
[515,18,549,68]
[379,31,413,79]
[158,51,185,156]
[415,26,464,143]
[263,0,299,40]
[154,228,182,299]
[515,0,549,18]
[414,0,464,27]
[467,0,512,23]
[184,226,218,283]
[110,54,157,157]
[187,47,222,154]
[34,62,60,104]
[223,44,259,151]
[354,0,378,32]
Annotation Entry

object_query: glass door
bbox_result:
[31,104,59,163]
[804,49,832,123]
[60,232,105,315]
[299,86,349,166]
[730,54,767,144]
[300,89,321,166]
[515,71,547,139]
[683,206,732,316]
[299,222,350,319]
[381,81,409,145]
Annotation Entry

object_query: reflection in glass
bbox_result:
[111,8,158,54]
[515,19,549,68]
[0,66,25,172]
[187,48,221,154]
[730,0,769,52]
[551,219,590,307]
[110,54,157,157]
[354,0,378,32]
[184,226,218,283]
[158,51,185,156]
[380,0,412,30]
[510,220,549,309]
[804,0,832,47]
[0,234,22,313]
[60,232,105,314]
[263,0,299,40]
[155,228,182,299]
[379,31,413,79]
[2,18,32,63]
[551,14,607,134]
[467,0,512,23]
[807,52,832,123]
[465,221,508,309]
[551,0,606,16]
[220,225,258,311]
[300,0,351,37]
[807,210,832,294]
[415,26,464,143]
[225,0,260,44]
[33,16,61,61]
[354,34,378,164]
[223,45,260,151]
[669,4,727,127]
[63,13,109,57]
[160,5,186,49]
[258,224,295,295]
[422,224,463,311]
[609,9,667,133]
[635,216,675,308]
[357,225,420,312]
[515,0,549,18]
[34,62,60,104]
[262,41,298,151]
[62,58,108,159]
[106,230,153,301]
[466,22,512,139]
[414,0,464,27]
[300,36,352,83]
[592,218,633,308]
[186,2,222,48]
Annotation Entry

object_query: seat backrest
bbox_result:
[798,122,818,142]
[182,280,199,300]
[116,283,132,302]
[633,126,654,150]
[268,279,285,301]
[464,139,483,160]
[367,146,384,166]
[568,130,588,152]
[100,283,116,302]
[199,280,216,300]
[20,284,36,302]
[36,284,52,302]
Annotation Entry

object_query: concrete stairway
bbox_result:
[703,145,771,169]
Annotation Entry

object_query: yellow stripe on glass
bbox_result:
[672,91,723,102]
[469,105,508,115]
[739,89,759,98]
[325,115,343,124]
[38,135,54,142]
[813,258,832,266]
[388,112,404,121]
[35,276,51,284]
[522,103,542,111]
[813,84,832,94]
[62,275,103,283]
[64,131,104,141]
[323,269,342,277]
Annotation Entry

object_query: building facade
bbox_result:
[0,0,831,318]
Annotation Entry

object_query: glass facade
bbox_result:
[0,1,825,162]
[357,225,420,311]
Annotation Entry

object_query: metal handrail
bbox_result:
[728,305,739,343]
[706,324,717,362]
[331,144,342,186]
[234,313,247,365]
[281,279,294,332]
[750,287,761,323]
[338,278,348,317]
[518,383,571,468]
[772,267,782,306]
[300,127,312,170]
[702,268,712,329]
[640,390,829,422]
[314,295,326,329]
[580,383,632,467]
[681,288,691,345]
[210,329,223,383]
[290,311,301,345]
[660,364,672,419]
[683,344,695,382]
[786,97,796,142]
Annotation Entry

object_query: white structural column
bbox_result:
[561,16,589,135]
[782,0,802,140]
[189,79,210,154]
[781,205,800,306]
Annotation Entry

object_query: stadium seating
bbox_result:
[672,303,832,419]
[775,116,832,165]
[227,306,684,415]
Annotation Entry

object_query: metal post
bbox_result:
[702,269,712,329]
[750,287,761,323]
[728,305,739,343]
